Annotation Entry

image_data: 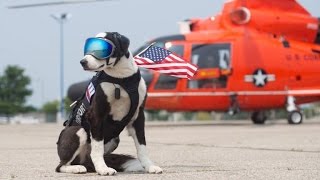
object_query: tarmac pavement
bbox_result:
[0,119,320,180]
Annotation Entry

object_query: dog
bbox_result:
[56,32,163,175]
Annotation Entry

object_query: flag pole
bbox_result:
[135,42,156,57]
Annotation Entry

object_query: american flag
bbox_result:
[134,45,198,79]
[86,82,95,103]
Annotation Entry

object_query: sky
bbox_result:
[0,0,319,108]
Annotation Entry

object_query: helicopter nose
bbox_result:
[80,59,88,67]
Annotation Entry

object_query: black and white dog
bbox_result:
[56,32,162,175]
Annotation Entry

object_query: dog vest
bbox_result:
[64,70,141,138]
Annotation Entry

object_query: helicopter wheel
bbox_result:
[251,111,267,125]
[288,110,303,125]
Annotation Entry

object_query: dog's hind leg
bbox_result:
[127,108,163,174]
[104,154,144,172]
[56,127,88,174]
[104,136,120,155]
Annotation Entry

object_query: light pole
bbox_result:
[51,13,71,122]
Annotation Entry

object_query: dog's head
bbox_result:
[80,32,130,71]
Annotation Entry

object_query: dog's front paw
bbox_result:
[96,167,117,176]
[59,165,87,174]
[147,165,163,174]
[71,165,87,174]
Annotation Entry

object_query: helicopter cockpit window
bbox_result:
[188,43,231,89]
[133,42,165,56]
[191,44,231,69]
[166,44,184,57]
[153,42,165,48]
[155,74,178,90]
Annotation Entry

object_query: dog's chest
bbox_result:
[99,82,142,121]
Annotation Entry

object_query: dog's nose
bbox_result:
[80,59,88,66]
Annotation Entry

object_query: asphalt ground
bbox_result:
[0,119,320,180]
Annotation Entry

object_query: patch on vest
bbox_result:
[86,82,95,103]
[75,103,86,124]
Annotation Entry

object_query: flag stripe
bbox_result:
[165,56,174,62]
[135,57,156,64]
[134,58,145,64]
[136,56,198,72]
[135,57,197,74]
[86,90,90,102]
[136,62,196,70]
[138,66,196,77]
[169,54,185,62]
[138,65,196,77]
[156,70,194,77]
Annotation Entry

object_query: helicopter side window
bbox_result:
[188,76,227,89]
[191,44,231,69]
[154,74,178,90]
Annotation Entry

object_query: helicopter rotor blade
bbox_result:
[7,0,115,9]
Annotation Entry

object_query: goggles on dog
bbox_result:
[84,38,115,60]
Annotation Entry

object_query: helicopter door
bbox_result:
[188,43,231,89]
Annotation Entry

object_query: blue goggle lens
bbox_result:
[84,38,115,59]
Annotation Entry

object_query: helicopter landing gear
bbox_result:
[228,94,240,115]
[288,110,303,124]
[286,96,303,125]
[251,111,267,124]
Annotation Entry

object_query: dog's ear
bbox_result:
[113,32,130,55]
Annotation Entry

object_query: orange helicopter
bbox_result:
[68,0,320,125]
[131,0,320,124]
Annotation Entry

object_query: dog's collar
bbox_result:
[97,69,141,89]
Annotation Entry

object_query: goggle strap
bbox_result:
[114,56,121,67]
[112,35,120,66]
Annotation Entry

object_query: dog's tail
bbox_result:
[104,154,145,172]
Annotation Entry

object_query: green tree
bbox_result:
[64,97,72,114]
[41,98,72,122]
[41,98,72,114]
[0,65,32,118]
[42,100,59,114]
[41,100,59,122]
